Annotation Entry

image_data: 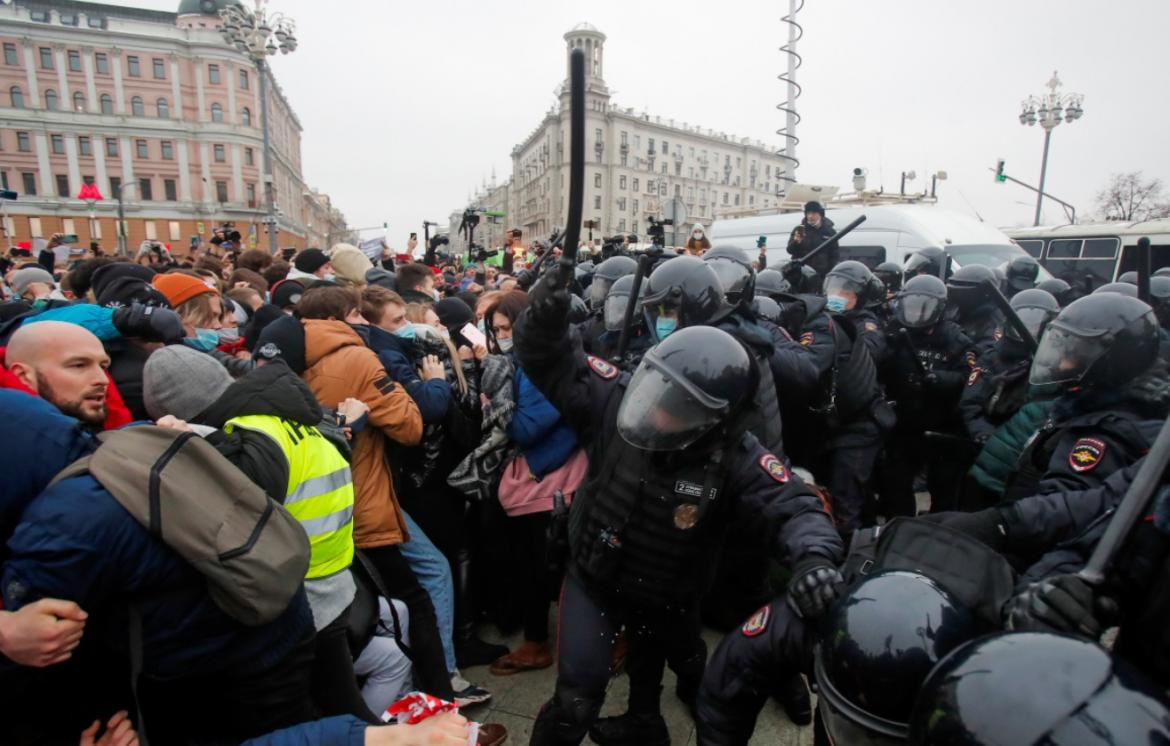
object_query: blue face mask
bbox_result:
[393,325,416,341]
[825,295,849,313]
[655,317,678,341]
[184,328,220,352]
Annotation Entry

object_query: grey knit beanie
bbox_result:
[142,345,233,421]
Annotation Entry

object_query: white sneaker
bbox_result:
[451,671,492,708]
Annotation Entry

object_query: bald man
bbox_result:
[5,321,111,427]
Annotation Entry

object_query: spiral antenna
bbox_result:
[776,0,803,195]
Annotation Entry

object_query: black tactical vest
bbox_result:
[829,314,881,423]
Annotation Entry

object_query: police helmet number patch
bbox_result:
[586,355,618,379]
[1069,438,1106,473]
[742,605,771,637]
[759,454,789,483]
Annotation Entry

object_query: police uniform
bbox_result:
[514,306,842,746]
[958,339,1032,445]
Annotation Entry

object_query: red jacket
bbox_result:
[0,347,132,430]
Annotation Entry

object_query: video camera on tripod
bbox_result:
[646,217,673,247]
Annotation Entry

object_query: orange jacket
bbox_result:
[301,320,422,548]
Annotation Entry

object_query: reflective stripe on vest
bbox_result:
[224,414,354,579]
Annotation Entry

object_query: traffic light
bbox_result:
[994,159,1006,183]
[0,190,17,200]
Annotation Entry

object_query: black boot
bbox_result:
[588,712,670,746]
[452,545,508,668]
[774,672,812,726]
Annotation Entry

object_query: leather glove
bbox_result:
[920,508,1008,551]
[1004,574,1103,639]
[788,555,844,619]
[528,269,571,330]
[112,304,185,344]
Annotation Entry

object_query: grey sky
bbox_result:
[129,0,1169,243]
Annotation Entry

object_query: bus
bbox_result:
[1002,218,1170,293]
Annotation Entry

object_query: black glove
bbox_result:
[788,555,844,619]
[528,269,571,329]
[1004,574,1102,639]
[112,304,184,344]
[920,508,1008,551]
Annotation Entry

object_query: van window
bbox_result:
[839,246,886,268]
[1015,239,1043,258]
[1047,239,1081,258]
[1082,238,1119,258]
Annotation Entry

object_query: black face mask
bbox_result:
[349,323,371,346]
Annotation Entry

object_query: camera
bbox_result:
[646,217,673,247]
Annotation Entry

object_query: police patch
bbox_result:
[586,355,618,379]
[864,321,878,333]
[742,605,771,637]
[799,331,814,347]
[1069,438,1106,473]
[759,453,789,483]
[967,368,981,386]
[965,351,978,368]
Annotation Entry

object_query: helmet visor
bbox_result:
[904,252,937,276]
[1029,325,1109,389]
[824,274,865,297]
[616,357,727,451]
[817,699,906,746]
[708,259,749,298]
[1006,307,1054,342]
[590,278,613,309]
[897,294,943,328]
[604,292,631,332]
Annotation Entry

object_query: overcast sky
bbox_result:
[129,0,1169,241]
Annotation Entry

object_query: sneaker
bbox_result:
[457,634,511,668]
[452,671,492,708]
[588,712,670,746]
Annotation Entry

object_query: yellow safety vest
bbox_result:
[224,414,354,579]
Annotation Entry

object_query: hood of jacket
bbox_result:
[196,358,323,429]
[303,318,366,369]
[367,324,415,360]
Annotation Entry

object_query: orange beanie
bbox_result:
[152,273,215,308]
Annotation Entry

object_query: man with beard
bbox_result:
[4,321,111,428]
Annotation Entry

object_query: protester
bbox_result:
[289,248,333,283]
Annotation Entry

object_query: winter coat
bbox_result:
[302,319,422,548]
[0,347,132,430]
[785,216,838,279]
[104,337,153,421]
[968,399,1054,498]
[367,325,452,424]
[506,367,578,478]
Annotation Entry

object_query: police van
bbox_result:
[1002,218,1170,293]
[710,204,1044,275]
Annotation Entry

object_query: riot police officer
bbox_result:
[1004,254,1041,298]
[514,277,843,746]
[873,261,903,296]
[946,264,1004,356]
[902,246,950,282]
[594,274,651,370]
[1037,276,1075,306]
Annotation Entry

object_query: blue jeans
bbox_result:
[399,511,456,673]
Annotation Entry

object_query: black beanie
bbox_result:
[803,201,825,215]
[245,303,287,353]
[434,297,474,333]
[270,279,305,310]
[294,248,329,274]
[253,313,306,375]
[91,263,169,308]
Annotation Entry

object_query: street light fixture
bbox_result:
[1019,71,1084,226]
[114,180,138,257]
[219,0,297,254]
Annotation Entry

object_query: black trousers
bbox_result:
[530,575,705,745]
[811,419,882,535]
[507,511,559,643]
[311,604,381,723]
[361,543,456,699]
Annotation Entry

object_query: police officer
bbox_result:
[873,261,903,297]
[881,274,977,515]
[946,264,1004,356]
[515,274,843,746]
[594,274,651,370]
[1003,255,1041,298]
[902,246,951,282]
[1037,276,1075,306]
[579,255,637,354]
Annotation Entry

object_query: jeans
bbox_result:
[398,511,457,673]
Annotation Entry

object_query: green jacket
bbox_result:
[969,399,1054,498]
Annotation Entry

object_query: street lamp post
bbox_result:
[219,0,297,255]
[1019,71,1084,226]
[115,181,138,257]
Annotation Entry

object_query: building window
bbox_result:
[621,131,628,146]
[143,221,157,240]
[139,178,152,201]
[105,138,118,157]
[56,174,69,197]
[100,93,113,114]
[168,220,181,240]
[21,172,36,196]
[131,96,144,116]
[160,141,173,160]
[88,15,106,29]
[3,43,17,66]
[215,180,228,202]
[68,50,81,72]
[648,138,655,154]
[246,182,256,204]
[152,58,165,79]
[156,98,169,118]
[78,136,91,156]
[632,178,639,192]
[594,173,601,188]
[619,175,627,189]
[208,64,220,84]
[39,47,53,69]
[675,162,682,176]
[244,147,254,166]
[593,195,601,209]
[60,12,80,26]
[662,140,668,155]
[239,69,248,89]
[126,56,140,77]
[16,131,30,152]
[43,89,57,110]
[734,194,741,206]
[72,91,85,111]
[51,134,65,154]
[136,139,148,158]
[241,107,251,126]
[95,53,108,74]
[618,219,626,231]
[109,176,121,199]
[632,199,639,214]
[210,103,223,122]
[661,162,667,174]
[9,86,23,108]
[30,8,49,22]
[164,179,177,201]
[620,154,627,167]
[213,144,225,162]
[617,197,626,211]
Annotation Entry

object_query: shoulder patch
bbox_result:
[864,321,878,333]
[586,355,618,379]
[1069,437,1106,473]
[741,605,771,637]
[759,453,789,483]
[965,351,978,368]
[799,331,814,347]
[967,368,981,386]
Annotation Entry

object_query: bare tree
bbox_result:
[1095,172,1170,222]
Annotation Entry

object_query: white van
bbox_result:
[710,204,1046,275]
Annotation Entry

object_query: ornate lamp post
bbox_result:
[219,0,297,254]
[1019,71,1084,226]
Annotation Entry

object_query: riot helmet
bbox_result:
[946,264,999,317]
[823,260,875,313]
[567,294,589,324]
[574,260,595,289]
[754,268,791,300]
[874,261,903,294]
[864,275,888,309]
[1037,277,1074,306]
[779,260,820,294]
[589,255,637,309]
[642,255,729,342]
[1004,255,1041,295]
[1155,267,1170,278]
[910,632,1170,746]
[895,274,948,329]
[603,274,646,333]
[616,326,753,451]
[1150,275,1170,328]
[752,295,783,324]
[703,245,756,308]
[903,247,949,281]
[1093,281,1139,298]
[1006,288,1060,343]
[814,571,988,744]
[1029,293,1159,395]
[1117,270,1138,285]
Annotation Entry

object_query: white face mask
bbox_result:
[496,337,514,353]
[323,273,336,282]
